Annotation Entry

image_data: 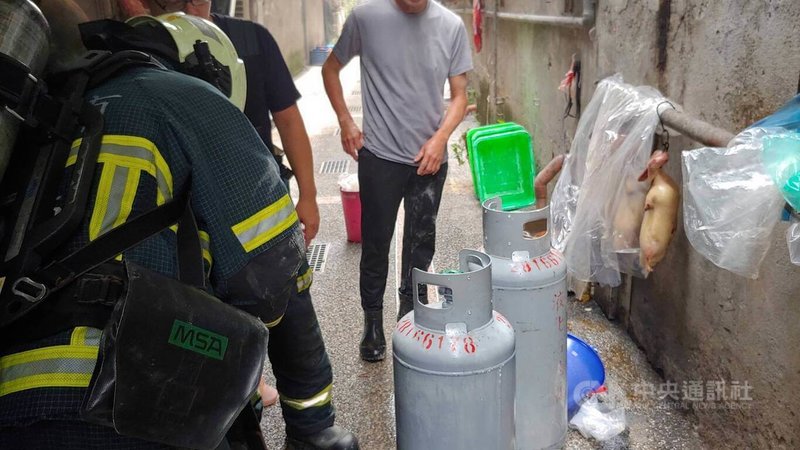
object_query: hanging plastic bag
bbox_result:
[551,75,665,286]
[551,75,615,253]
[749,94,800,132]
[682,128,786,278]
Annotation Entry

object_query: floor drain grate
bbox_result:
[320,160,349,174]
[351,88,360,96]
[333,127,341,136]
[306,243,328,273]
[347,105,362,113]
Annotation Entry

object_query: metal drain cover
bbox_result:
[347,105,362,113]
[320,160,350,174]
[306,243,329,273]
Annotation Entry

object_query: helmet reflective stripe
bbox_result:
[126,12,247,111]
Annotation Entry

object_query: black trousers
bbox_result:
[267,262,335,437]
[224,233,335,437]
[357,148,448,312]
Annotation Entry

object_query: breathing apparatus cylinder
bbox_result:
[0,0,50,182]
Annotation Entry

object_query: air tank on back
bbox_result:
[393,249,516,450]
[483,198,568,449]
[0,0,50,182]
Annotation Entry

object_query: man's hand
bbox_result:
[412,73,468,176]
[340,117,363,160]
[414,134,447,175]
[295,196,320,246]
[258,377,279,408]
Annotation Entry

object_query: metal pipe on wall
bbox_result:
[491,0,498,122]
[660,108,735,148]
[452,1,734,147]
[452,0,596,28]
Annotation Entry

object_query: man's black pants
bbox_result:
[357,148,448,312]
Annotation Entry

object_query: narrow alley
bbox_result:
[260,62,704,450]
[1,1,798,450]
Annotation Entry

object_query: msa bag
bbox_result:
[82,262,268,449]
[0,40,267,450]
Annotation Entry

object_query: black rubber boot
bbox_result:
[285,425,360,450]
[359,310,385,362]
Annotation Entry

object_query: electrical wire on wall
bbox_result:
[558,54,582,154]
[559,54,581,119]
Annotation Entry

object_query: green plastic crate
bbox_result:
[466,123,526,197]
[470,129,536,210]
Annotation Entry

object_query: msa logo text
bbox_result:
[168,320,229,360]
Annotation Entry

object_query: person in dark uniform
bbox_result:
[121,0,321,247]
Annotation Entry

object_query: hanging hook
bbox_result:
[656,100,676,152]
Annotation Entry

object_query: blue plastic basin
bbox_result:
[567,333,606,417]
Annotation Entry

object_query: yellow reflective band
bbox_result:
[69,327,102,347]
[0,373,93,396]
[69,135,174,203]
[231,195,299,253]
[0,337,100,396]
[265,315,284,328]
[0,345,96,369]
[113,168,141,228]
[281,384,333,410]
[296,268,313,293]
[199,230,213,268]
[89,163,116,241]
[70,327,88,346]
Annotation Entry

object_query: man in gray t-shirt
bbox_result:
[323,0,472,362]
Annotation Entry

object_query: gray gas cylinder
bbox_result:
[393,249,516,450]
[483,198,568,450]
[0,0,50,183]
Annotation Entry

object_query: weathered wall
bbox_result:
[250,0,325,74]
[447,0,800,447]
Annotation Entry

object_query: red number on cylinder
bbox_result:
[423,333,433,350]
[464,337,477,354]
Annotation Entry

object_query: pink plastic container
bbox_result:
[340,189,362,243]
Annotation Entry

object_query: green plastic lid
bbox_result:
[466,123,526,198]
[470,129,536,210]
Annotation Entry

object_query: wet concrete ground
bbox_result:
[259,62,704,450]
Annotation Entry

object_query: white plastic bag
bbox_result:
[337,173,359,192]
[682,128,786,278]
[569,395,627,442]
[550,75,613,253]
[787,220,800,266]
[551,74,665,286]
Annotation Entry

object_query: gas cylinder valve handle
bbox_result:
[412,249,494,333]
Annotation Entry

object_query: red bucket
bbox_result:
[340,189,362,243]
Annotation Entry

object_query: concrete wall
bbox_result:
[250,0,325,74]
[447,0,800,447]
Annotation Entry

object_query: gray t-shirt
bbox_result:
[333,0,473,165]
